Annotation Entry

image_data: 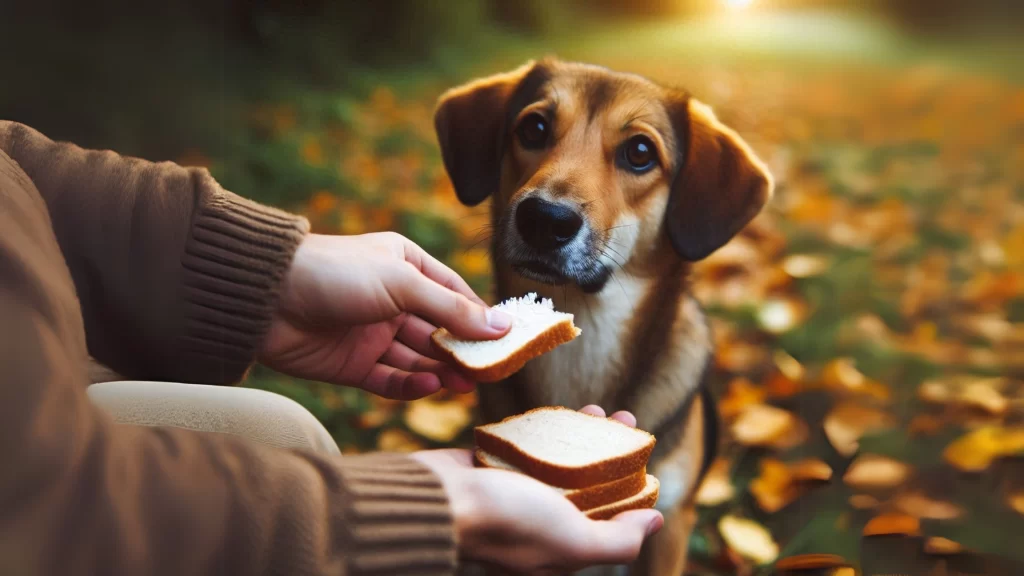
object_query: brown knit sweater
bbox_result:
[0,121,457,576]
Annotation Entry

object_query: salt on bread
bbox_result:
[431,293,580,383]
[474,407,656,489]
[474,450,648,511]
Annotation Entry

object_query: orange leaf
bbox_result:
[719,377,767,419]
[843,454,912,490]
[863,513,920,537]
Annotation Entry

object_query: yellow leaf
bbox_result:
[823,402,896,457]
[893,492,964,520]
[863,513,920,537]
[719,377,767,419]
[956,379,1009,415]
[781,254,832,278]
[842,454,912,490]
[942,426,1024,472]
[695,458,735,507]
[1009,492,1024,516]
[731,404,801,448]
[404,400,472,443]
[924,536,964,555]
[718,515,779,565]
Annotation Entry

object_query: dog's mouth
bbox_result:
[510,258,612,294]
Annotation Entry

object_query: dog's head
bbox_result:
[434,59,773,293]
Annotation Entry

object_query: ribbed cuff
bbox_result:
[178,185,309,384]
[337,454,458,575]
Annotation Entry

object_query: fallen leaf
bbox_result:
[943,426,1024,472]
[716,340,769,373]
[893,491,965,520]
[849,494,881,509]
[718,515,779,565]
[924,536,964,555]
[719,378,767,419]
[376,429,425,453]
[843,454,912,490]
[781,254,832,278]
[918,380,953,404]
[404,400,472,443]
[823,402,896,457]
[863,512,921,536]
[773,349,806,381]
[749,458,832,513]
[775,554,850,571]
[1009,492,1024,516]
[695,458,736,507]
[956,379,1010,416]
[732,404,804,449]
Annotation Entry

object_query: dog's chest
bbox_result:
[521,277,649,409]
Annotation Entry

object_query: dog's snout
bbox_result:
[515,197,584,251]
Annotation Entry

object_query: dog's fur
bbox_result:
[435,58,773,575]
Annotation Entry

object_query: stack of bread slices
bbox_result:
[433,293,659,517]
[473,407,659,519]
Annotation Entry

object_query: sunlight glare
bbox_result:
[723,0,756,10]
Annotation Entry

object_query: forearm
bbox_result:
[0,121,308,383]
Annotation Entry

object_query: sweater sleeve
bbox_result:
[0,120,300,384]
[0,141,459,575]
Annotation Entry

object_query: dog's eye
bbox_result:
[621,135,657,173]
[516,113,550,150]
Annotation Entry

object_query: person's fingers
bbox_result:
[380,340,446,374]
[579,406,637,428]
[361,364,442,400]
[439,367,478,394]
[393,265,512,340]
[396,315,445,360]
[400,238,489,307]
[573,509,663,565]
[609,411,637,428]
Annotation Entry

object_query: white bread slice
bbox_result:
[584,474,660,520]
[474,406,656,489]
[474,449,648,511]
[431,293,580,383]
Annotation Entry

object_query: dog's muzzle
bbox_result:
[501,195,612,293]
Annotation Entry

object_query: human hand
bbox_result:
[412,406,664,575]
[258,232,512,399]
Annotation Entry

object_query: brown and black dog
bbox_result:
[434,58,773,575]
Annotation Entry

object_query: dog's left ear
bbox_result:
[664,97,774,261]
[434,61,546,206]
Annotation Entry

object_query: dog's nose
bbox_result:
[515,197,584,251]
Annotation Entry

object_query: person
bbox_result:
[0,121,663,576]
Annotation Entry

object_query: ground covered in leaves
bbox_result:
[215,15,1024,576]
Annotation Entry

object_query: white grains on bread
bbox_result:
[431,292,580,383]
[474,449,648,511]
[474,406,656,489]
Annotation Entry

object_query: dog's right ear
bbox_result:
[434,61,545,206]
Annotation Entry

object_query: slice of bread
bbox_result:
[584,474,660,520]
[474,449,648,511]
[431,292,580,383]
[474,407,656,489]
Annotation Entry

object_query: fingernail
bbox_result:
[486,308,513,331]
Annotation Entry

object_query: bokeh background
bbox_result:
[3,1,1023,574]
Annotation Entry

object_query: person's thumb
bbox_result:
[578,510,663,565]
[398,266,513,340]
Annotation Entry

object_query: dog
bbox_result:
[434,58,774,575]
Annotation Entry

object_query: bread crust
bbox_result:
[431,320,580,383]
[475,449,648,510]
[584,476,660,520]
[473,406,656,489]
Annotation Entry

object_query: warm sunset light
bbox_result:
[723,0,756,10]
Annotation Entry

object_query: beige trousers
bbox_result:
[87,381,341,456]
